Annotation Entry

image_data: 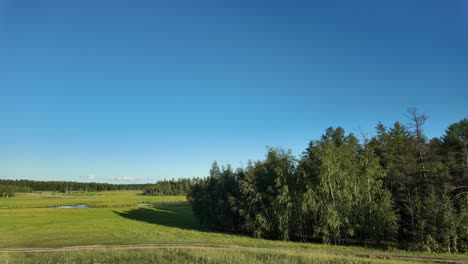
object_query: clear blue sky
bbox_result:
[1,0,467,183]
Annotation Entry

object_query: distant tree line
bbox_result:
[143,178,196,196]
[0,185,33,198]
[187,109,468,253]
[0,179,153,193]
[0,178,197,197]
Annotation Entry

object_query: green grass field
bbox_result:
[0,191,185,208]
[1,191,467,263]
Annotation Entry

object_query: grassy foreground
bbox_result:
[0,248,438,264]
[0,191,467,263]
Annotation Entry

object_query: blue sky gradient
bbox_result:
[1,0,467,183]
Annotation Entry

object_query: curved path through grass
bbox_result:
[1,243,467,263]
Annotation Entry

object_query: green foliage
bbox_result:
[188,162,241,231]
[188,129,396,246]
[143,178,195,196]
[0,179,152,193]
[297,129,396,244]
[0,185,33,198]
[187,114,468,253]
[441,118,468,184]
[237,149,295,240]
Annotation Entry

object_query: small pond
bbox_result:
[53,204,89,209]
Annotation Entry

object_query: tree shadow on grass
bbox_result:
[113,206,210,232]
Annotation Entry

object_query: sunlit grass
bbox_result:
[0,191,186,208]
[0,248,433,264]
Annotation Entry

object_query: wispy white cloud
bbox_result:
[78,175,150,183]
[79,174,97,180]
[114,176,148,182]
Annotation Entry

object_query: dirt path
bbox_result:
[1,243,467,263]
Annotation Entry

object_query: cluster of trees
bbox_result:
[0,178,198,197]
[143,178,195,196]
[187,110,468,253]
[0,185,33,198]
[0,179,153,193]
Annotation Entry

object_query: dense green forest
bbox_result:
[0,185,33,198]
[0,179,153,194]
[143,178,195,196]
[0,178,195,196]
[187,109,468,253]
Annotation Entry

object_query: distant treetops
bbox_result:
[0,177,194,197]
[143,178,194,196]
[0,180,153,194]
[187,110,468,253]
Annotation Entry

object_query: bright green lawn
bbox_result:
[0,191,467,263]
[0,205,358,249]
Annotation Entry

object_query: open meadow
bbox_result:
[1,191,467,263]
[0,190,185,209]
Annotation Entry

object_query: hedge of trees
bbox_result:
[187,110,468,253]
[0,179,153,193]
[143,178,195,196]
[0,185,33,198]
[0,178,197,196]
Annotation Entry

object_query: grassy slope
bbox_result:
[0,191,467,263]
[0,205,350,249]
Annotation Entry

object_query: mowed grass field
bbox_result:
[1,191,467,263]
